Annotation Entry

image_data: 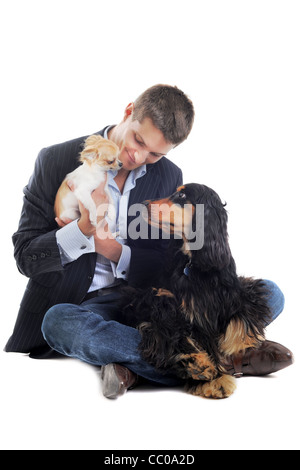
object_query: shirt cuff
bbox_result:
[111,244,131,281]
[56,219,95,265]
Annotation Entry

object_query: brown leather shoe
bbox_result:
[100,363,139,399]
[222,340,294,378]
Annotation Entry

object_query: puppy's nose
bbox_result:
[118,161,123,168]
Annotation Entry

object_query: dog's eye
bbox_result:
[107,160,114,165]
[178,192,186,199]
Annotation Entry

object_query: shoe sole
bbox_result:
[101,364,126,399]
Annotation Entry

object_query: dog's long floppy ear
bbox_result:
[194,190,232,271]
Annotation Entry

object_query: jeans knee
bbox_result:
[263,279,285,322]
[42,305,63,344]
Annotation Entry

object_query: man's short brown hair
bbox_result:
[133,84,195,145]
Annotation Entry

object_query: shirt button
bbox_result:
[80,245,87,250]
[121,271,126,275]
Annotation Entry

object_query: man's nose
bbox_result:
[134,150,147,165]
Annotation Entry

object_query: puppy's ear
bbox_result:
[194,199,232,271]
[84,135,104,146]
[80,134,104,162]
[80,147,97,162]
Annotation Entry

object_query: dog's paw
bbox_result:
[180,352,217,381]
[89,215,97,227]
[187,375,237,399]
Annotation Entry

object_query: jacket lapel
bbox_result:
[128,165,161,206]
[127,165,161,234]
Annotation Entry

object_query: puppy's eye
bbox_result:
[107,160,114,165]
[178,192,186,199]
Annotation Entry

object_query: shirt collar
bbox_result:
[103,125,114,139]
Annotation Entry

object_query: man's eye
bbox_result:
[134,135,143,145]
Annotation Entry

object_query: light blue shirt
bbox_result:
[56,127,147,292]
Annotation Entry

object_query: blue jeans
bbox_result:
[41,279,285,386]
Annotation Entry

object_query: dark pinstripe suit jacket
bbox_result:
[5,127,183,357]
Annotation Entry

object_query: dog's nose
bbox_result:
[118,162,123,168]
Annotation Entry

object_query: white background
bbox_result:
[0,0,299,450]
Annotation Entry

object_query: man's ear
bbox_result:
[123,102,135,121]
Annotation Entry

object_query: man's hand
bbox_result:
[55,216,73,228]
[94,219,122,263]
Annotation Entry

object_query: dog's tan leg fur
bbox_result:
[186,374,237,399]
[155,288,175,298]
[219,318,264,357]
[178,351,218,381]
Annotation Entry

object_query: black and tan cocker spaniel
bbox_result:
[122,184,272,399]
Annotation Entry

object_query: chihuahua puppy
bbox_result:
[54,134,122,226]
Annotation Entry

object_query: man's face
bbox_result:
[114,106,175,171]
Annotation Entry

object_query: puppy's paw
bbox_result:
[89,215,97,227]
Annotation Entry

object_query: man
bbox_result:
[5,84,293,398]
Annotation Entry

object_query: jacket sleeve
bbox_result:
[13,147,65,278]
